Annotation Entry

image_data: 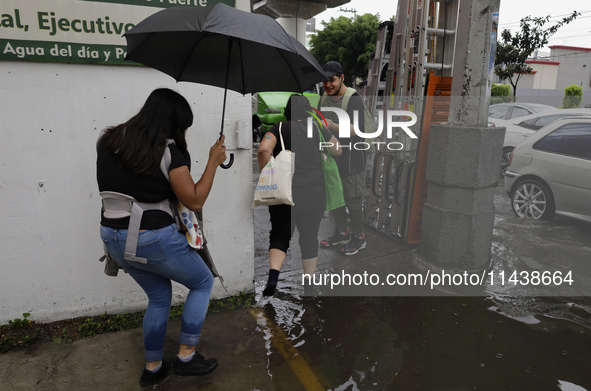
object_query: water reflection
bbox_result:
[491,187,591,297]
[252,182,591,389]
[254,283,591,390]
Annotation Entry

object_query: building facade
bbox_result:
[0,0,255,324]
[549,45,591,91]
[503,45,591,107]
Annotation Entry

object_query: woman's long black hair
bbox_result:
[101,88,193,176]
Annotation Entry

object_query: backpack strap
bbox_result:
[160,139,175,181]
[100,191,174,264]
[159,139,184,228]
[341,87,357,113]
[320,87,356,113]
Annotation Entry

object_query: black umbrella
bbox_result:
[124,3,328,168]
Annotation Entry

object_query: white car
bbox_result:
[504,116,591,221]
[492,109,591,176]
[488,102,555,121]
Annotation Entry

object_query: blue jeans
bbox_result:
[100,224,214,362]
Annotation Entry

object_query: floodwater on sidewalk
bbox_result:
[251,148,591,390]
[255,293,591,390]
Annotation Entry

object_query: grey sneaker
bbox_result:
[320,230,351,247]
[342,233,366,255]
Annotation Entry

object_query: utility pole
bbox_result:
[418,0,506,268]
[361,0,505,270]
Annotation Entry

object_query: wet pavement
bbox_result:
[2,155,591,390]
[252,149,591,390]
[249,178,591,390]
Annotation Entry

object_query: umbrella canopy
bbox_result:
[124,4,328,94]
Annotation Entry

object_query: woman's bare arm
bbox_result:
[257,131,277,171]
[169,135,227,212]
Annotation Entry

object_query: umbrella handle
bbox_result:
[220,153,234,169]
[218,38,236,170]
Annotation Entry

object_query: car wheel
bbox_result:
[510,179,555,220]
[500,147,513,178]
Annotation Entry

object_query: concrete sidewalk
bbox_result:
[3,180,591,390]
[0,235,415,391]
[0,309,277,391]
[0,194,418,391]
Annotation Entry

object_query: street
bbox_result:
[253,150,591,390]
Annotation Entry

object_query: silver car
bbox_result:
[504,116,591,221]
[488,102,555,121]
[492,109,591,176]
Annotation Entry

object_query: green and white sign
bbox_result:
[0,0,235,64]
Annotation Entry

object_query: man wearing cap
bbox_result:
[318,61,367,255]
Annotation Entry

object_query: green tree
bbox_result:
[309,14,380,87]
[562,84,584,108]
[494,11,580,100]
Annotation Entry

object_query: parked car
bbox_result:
[504,115,591,221]
[488,102,555,122]
[252,91,320,142]
[494,109,591,176]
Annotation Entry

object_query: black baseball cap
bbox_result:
[322,61,344,78]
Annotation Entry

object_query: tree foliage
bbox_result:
[494,11,579,99]
[309,14,380,86]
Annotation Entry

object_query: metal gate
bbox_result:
[361,0,459,243]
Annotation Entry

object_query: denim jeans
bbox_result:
[100,224,214,362]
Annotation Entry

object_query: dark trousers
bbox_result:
[331,195,364,235]
[268,183,325,259]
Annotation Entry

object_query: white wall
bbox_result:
[551,47,591,91]
[511,73,535,90]
[531,64,559,90]
[513,87,591,108]
[0,59,254,324]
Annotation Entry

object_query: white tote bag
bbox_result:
[253,123,294,208]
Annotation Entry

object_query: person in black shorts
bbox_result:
[257,94,341,296]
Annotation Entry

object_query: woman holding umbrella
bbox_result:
[97,88,225,386]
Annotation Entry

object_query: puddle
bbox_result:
[252,156,591,389]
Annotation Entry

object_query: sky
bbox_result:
[314,0,591,52]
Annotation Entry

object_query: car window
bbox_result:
[531,115,569,130]
[489,106,509,119]
[517,119,535,128]
[530,106,548,113]
[509,107,531,119]
[534,123,591,159]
